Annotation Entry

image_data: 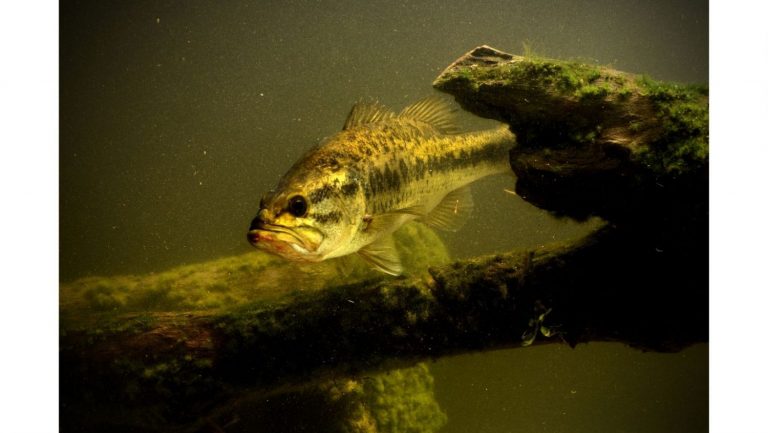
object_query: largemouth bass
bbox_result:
[247,96,516,275]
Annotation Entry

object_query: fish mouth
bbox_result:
[247,223,323,261]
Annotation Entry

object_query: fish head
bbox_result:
[247,167,365,262]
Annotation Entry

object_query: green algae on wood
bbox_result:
[60,223,707,432]
[60,221,450,432]
[433,45,708,221]
[633,74,709,174]
[433,46,708,175]
[61,221,449,324]
[202,363,447,433]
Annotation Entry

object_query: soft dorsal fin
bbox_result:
[398,96,460,135]
[343,100,396,130]
[357,234,403,276]
[422,186,474,231]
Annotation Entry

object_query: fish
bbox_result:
[247,96,516,275]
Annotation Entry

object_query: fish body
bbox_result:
[248,96,516,275]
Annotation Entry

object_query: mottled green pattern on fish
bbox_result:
[248,97,516,275]
[304,121,511,215]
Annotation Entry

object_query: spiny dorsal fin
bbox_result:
[357,234,403,276]
[343,100,396,130]
[398,95,460,135]
[422,186,474,231]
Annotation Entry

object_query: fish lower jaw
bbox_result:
[289,242,310,255]
[257,242,322,262]
[249,230,321,262]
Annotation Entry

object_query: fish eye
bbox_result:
[287,195,308,217]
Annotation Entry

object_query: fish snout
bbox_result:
[249,208,272,230]
[247,229,261,245]
[249,215,265,232]
[247,209,270,244]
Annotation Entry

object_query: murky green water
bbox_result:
[61,0,708,431]
[431,343,708,433]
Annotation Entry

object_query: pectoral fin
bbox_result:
[357,235,403,276]
[363,209,420,234]
[423,186,474,232]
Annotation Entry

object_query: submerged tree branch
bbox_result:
[434,45,708,222]
[61,225,706,431]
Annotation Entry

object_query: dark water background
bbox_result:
[60,0,708,431]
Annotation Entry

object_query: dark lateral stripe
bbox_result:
[312,210,343,224]
[363,140,508,200]
[398,159,410,183]
[423,141,508,174]
[366,165,401,197]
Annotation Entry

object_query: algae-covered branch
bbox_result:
[430,45,708,356]
[60,46,708,433]
[434,45,708,221]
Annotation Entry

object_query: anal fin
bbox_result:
[357,235,403,276]
[423,186,474,232]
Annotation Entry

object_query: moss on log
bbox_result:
[61,46,708,432]
[60,228,705,432]
[61,223,454,432]
[192,362,447,433]
[434,45,708,222]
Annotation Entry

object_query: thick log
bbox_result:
[60,227,706,432]
[434,45,708,222]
